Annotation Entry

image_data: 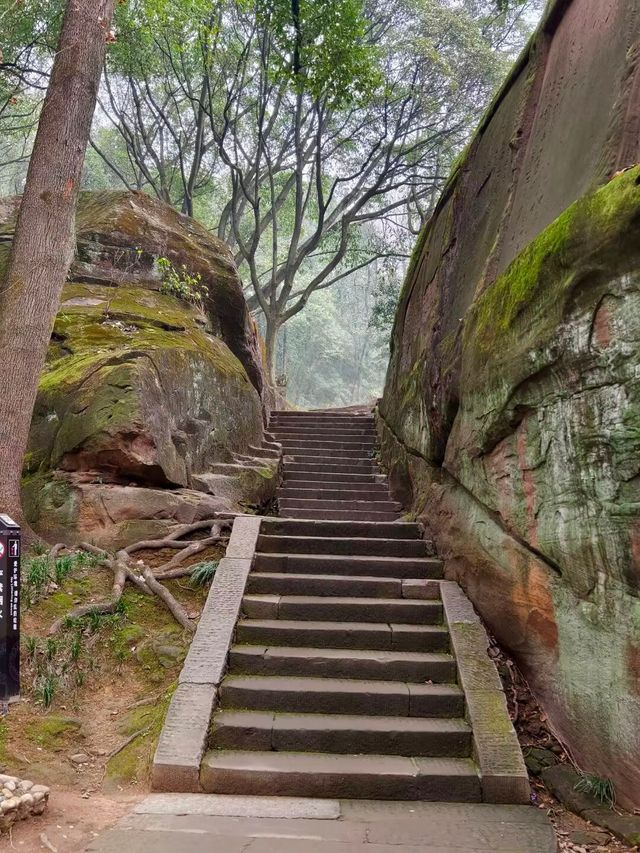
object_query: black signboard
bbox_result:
[0,514,20,703]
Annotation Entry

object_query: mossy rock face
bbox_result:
[0,191,279,547]
[380,169,640,814]
[379,0,640,810]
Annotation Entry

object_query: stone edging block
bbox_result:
[152,515,262,793]
[440,581,530,805]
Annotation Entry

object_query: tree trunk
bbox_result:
[264,316,280,387]
[0,0,117,534]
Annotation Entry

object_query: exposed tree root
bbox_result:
[46,515,234,635]
[142,566,196,631]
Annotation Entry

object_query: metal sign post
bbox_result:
[0,514,20,711]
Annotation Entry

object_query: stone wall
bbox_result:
[380,0,640,809]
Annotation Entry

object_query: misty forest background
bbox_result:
[1,0,544,408]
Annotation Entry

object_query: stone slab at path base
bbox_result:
[86,794,557,852]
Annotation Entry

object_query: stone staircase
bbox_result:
[271,410,401,521]
[200,410,496,800]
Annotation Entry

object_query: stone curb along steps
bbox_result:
[152,410,529,804]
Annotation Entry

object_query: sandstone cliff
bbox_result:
[380,0,640,809]
[0,191,279,547]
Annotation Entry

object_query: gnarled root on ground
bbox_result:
[46,515,234,635]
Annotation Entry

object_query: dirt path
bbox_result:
[3,790,139,852]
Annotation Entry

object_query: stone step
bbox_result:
[273,423,376,434]
[278,498,401,518]
[257,536,426,557]
[279,508,401,521]
[271,413,374,422]
[200,751,481,800]
[281,479,389,493]
[219,675,464,717]
[279,487,393,501]
[210,710,472,757]
[259,519,421,539]
[242,595,443,625]
[285,461,376,473]
[228,645,455,682]
[284,448,375,460]
[281,481,382,494]
[252,552,443,578]
[272,428,377,439]
[235,619,450,652]
[283,470,383,483]
[246,572,441,599]
[278,438,376,450]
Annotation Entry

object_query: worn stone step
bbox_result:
[271,413,374,422]
[279,437,376,449]
[219,675,463,717]
[210,710,472,757]
[279,486,393,501]
[257,536,425,557]
[242,595,443,625]
[235,619,450,652]
[285,461,376,474]
[253,552,442,578]
[281,473,390,490]
[283,471,382,483]
[229,645,455,682]
[273,428,376,439]
[280,480,389,494]
[280,508,401,521]
[278,498,401,518]
[246,572,441,599]
[260,519,421,539]
[201,751,480,800]
[284,448,375,461]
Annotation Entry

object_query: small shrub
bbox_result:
[45,638,58,661]
[35,674,57,709]
[24,635,37,661]
[69,633,83,662]
[190,561,218,587]
[23,550,100,604]
[158,256,207,308]
[24,555,52,599]
[574,772,616,807]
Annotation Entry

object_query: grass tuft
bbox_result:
[574,772,616,807]
[190,561,218,588]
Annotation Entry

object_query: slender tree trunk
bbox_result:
[0,0,117,534]
[264,315,280,387]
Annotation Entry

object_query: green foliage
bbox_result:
[574,772,616,807]
[257,0,380,106]
[22,549,101,604]
[35,674,57,709]
[157,257,206,308]
[190,560,219,587]
[24,555,51,600]
[281,269,390,408]
[369,268,403,341]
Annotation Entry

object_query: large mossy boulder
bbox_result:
[0,191,278,547]
[379,0,640,811]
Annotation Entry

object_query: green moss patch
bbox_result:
[469,166,640,357]
[24,716,83,751]
[105,686,174,788]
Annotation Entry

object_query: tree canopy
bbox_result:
[0,0,544,398]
